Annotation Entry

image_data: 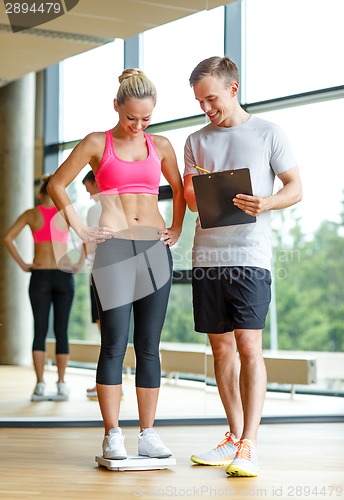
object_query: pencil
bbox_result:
[193,164,211,174]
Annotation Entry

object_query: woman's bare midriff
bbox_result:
[98,193,165,240]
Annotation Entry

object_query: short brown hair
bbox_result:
[189,56,239,87]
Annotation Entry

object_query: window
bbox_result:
[60,39,124,142]
[257,100,344,237]
[251,102,344,355]
[143,7,224,123]
[245,0,344,102]
[159,123,207,178]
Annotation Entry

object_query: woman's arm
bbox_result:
[3,211,34,272]
[47,133,114,243]
[157,136,186,246]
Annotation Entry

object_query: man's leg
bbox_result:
[208,332,243,438]
[190,332,242,466]
[234,328,266,446]
[225,328,265,477]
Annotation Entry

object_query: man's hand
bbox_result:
[233,167,302,216]
[233,193,268,217]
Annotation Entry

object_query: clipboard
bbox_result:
[192,168,256,229]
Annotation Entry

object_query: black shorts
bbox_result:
[90,284,99,323]
[192,266,271,333]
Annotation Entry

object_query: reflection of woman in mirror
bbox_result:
[3,175,76,401]
[47,68,185,460]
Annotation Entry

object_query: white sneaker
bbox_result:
[226,439,259,477]
[191,432,238,466]
[32,382,45,397]
[56,382,70,399]
[138,428,172,458]
[86,388,98,400]
[102,428,127,460]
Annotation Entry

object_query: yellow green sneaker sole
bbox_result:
[226,464,259,477]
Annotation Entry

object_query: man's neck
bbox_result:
[221,107,251,128]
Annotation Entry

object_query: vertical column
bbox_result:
[44,64,60,174]
[0,73,36,364]
[124,34,143,69]
[225,1,246,104]
[35,71,45,181]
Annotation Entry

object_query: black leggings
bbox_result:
[29,270,74,354]
[92,237,172,388]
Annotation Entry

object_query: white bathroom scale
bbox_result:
[95,455,176,471]
[31,393,68,402]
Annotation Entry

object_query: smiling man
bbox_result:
[183,56,302,477]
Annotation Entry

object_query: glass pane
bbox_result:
[143,7,224,123]
[160,283,207,418]
[245,0,344,102]
[68,273,100,342]
[162,284,200,344]
[60,40,124,142]
[159,121,207,178]
[255,100,344,390]
[257,99,344,237]
[158,199,198,271]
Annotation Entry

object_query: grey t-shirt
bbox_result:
[183,115,297,271]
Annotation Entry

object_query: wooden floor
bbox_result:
[1,365,344,499]
[0,423,343,500]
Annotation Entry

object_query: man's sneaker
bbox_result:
[191,432,238,466]
[86,387,98,400]
[138,428,172,458]
[56,382,70,399]
[226,439,259,477]
[31,382,45,400]
[87,386,124,401]
[102,428,127,460]
[87,385,97,394]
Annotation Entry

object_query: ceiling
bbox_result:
[0,0,233,88]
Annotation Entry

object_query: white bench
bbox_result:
[46,339,135,375]
[46,340,317,395]
[160,345,317,396]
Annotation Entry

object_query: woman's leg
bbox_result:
[93,281,132,434]
[29,271,52,383]
[91,238,138,435]
[52,271,74,383]
[32,351,46,383]
[133,245,172,430]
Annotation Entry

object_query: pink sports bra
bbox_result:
[32,205,69,244]
[95,130,161,195]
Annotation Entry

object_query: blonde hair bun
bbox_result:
[118,68,145,84]
[116,67,157,106]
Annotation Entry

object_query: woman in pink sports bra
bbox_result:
[48,68,185,460]
[4,175,78,401]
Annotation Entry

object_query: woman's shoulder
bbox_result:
[21,206,41,227]
[83,131,107,146]
[25,206,38,218]
[77,131,108,157]
[148,133,172,151]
